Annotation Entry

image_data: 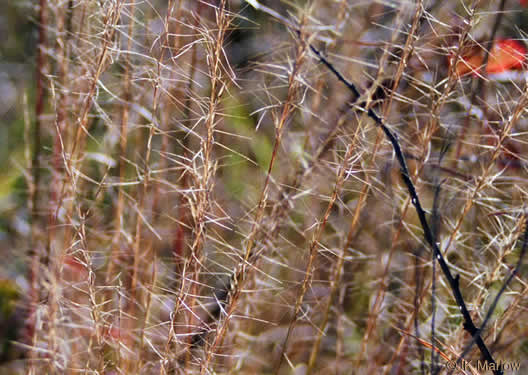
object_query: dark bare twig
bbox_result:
[430,182,442,375]
[416,180,445,375]
[431,139,451,375]
[189,285,230,349]
[413,243,427,375]
[307,41,504,375]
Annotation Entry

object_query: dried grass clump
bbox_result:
[1,0,528,374]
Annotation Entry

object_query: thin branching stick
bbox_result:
[245,2,502,373]
[307,42,504,375]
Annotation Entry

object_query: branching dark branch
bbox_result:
[307,41,504,375]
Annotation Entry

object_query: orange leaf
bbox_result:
[449,46,483,76]
[486,39,526,73]
[449,40,527,77]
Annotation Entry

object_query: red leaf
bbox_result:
[449,46,483,76]
[486,39,526,73]
[449,40,526,77]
